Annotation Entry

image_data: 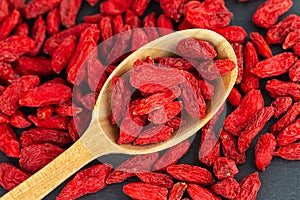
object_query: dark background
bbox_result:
[0,0,300,199]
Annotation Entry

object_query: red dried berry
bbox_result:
[238,107,274,153]
[167,164,214,186]
[211,177,240,200]
[56,164,112,200]
[215,26,247,44]
[123,182,168,200]
[19,143,64,173]
[213,157,239,180]
[0,123,20,158]
[255,133,276,171]
[0,163,30,191]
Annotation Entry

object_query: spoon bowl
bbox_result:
[2,29,237,200]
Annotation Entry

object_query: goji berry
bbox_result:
[55,101,82,117]
[0,36,35,62]
[238,106,274,153]
[80,93,95,111]
[198,128,220,167]
[130,63,185,94]
[0,0,10,24]
[132,0,151,16]
[211,177,240,200]
[100,0,134,15]
[294,41,300,56]
[180,71,206,118]
[112,14,124,34]
[143,12,159,41]
[252,0,293,29]
[46,8,61,36]
[214,59,236,75]
[266,79,300,101]
[136,172,173,188]
[270,102,300,134]
[168,182,187,200]
[67,118,79,142]
[14,56,53,77]
[28,114,68,130]
[131,28,149,51]
[123,182,168,200]
[231,43,244,84]
[187,183,220,200]
[19,143,64,173]
[0,75,40,115]
[234,172,261,200]
[240,42,260,94]
[255,133,276,171]
[227,87,242,107]
[14,23,29,37]
[289,59,300,82]
[220,129,246,165]
[0,61,20,85]
[157,14,173,36]
[106,25,132,64]
[250,32,272,58]
[274,142,300,160]
[30,16,46,56]
[283,29,300,49]
[165,117,186,130]
[0,123,20,158]
[198,80,215,101]
[56,164,112,200]
[22,0,61,19]
[277,119,300,146]
[213,157,239,180]
[251,52,297,78]
[149,101,182,124]
[0,9,21,41]
[266,14,300,44]
[67,24,100,85]
[155,57,196,72]
[43,23,90,56]
[51,36,77,74]
[106,153,158,184]
[271,97,293,118]
[167,164,214,186]
[185,0,233,29]
[176,38,217,60]
[60,0,82,28]
[159,0,182,22]
[124,9,141,29]
[9,110,31,129]
[224,89,264,136]
[134,125,174,145]
[99,17,113,59]
[0,163,30,191]
[20,128,72,147]
[19,82,72,107]
[215,26,247,44]
[152,140,190,171]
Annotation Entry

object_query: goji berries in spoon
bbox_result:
[2,29,237,200]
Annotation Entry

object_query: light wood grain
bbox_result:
[1,29,237,200]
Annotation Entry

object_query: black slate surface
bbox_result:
[0,0,300,200]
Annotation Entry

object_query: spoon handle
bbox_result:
[1,140,94,200]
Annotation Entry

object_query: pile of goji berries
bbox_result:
[0,0,299,200]
[112,38,235,145]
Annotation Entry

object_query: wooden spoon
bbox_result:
[2,29,237,200]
